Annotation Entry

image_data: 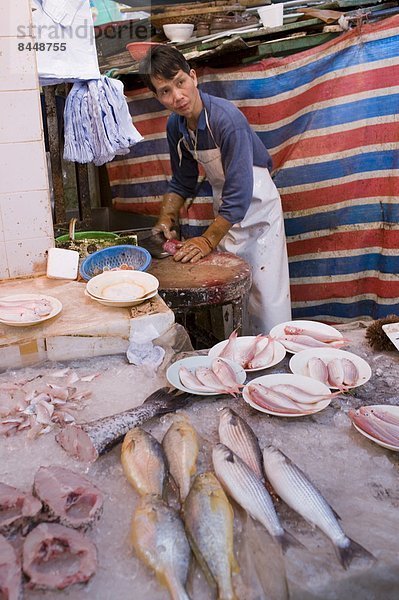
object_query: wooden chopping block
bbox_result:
[148,251,252,309]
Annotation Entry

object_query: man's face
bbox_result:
[151,69,201,120]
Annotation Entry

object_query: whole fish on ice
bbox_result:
[131,495,191,600]
[184,472,238,600]
[162,415,199,503]
[56,387,192,462]
[212,444,296,552]
[262,446,374,568]
[121,427,167,496]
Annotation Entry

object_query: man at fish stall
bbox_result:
[139,46,291,335]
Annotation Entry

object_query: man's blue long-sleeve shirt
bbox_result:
[166,91,272,225]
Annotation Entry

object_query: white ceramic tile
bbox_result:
[0,2,32,38]
[0,190,53,242]
[0,141,48,194]
[0,36,38,91]
[0,90,42,143]
[0,241,10,279]
[6,236,54,278]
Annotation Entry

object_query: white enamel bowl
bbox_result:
[84,288,158,308]
[0,294,62,327]
[289,347,372,390]
[351,405,399,451]
[163,24,194,42]
[86,270,159,302]
[242,373,332,417]
[167,356,246,396]
[208,336,286,372]
[269,320,344,354]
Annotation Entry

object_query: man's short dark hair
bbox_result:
[139,45,191,93]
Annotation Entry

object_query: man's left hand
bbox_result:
[173,236,213,263]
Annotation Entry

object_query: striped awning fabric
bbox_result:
[107,15,399,323]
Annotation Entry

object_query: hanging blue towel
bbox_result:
[63,76,143,165]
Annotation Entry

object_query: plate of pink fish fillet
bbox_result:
[349,405,399,451]
[242,373,335,417]
[167,356,246,396]
[208,333,286,371]
[0,294,62,326]
[269,319,345,354]
[289,347,372,390]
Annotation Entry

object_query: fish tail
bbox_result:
[146,388,193,413]
[335,538,375,570]
[278,530,304,554]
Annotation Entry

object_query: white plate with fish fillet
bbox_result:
[167,356,246,396]
[289,347,371,389]
[269,320,344,354]
[350,405,399,451]
[0,294,62,326]
[208,336,286,372]
[242,373,332,417]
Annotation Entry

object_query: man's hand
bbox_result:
[173,236,213,263]
[152,193,185,240]
[152,216,177,240]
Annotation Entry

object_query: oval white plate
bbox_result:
[167,356,246,396]
[242,373,332,417]
[85,288,158,307]
[0,294,62,327]
[208,336,286,372]
[269,320,343,354]
[351,405,399,451]
[289,347,371,390]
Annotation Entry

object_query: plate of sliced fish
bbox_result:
[208,332,286,371]
[167,356,246,396]
[0,294,62,326]
[349,405,399,451]
[269,320,345,354]
[289,347,371,390]
[242,373,336,417]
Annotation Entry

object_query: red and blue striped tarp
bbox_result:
[108,15,399,323]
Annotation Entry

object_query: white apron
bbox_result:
[185,112,291,335]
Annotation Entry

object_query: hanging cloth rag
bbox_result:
[63,76,143,165]
[32,0,101,86]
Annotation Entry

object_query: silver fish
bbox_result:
[184,472,238,600]
[262,446,373,568]
[162,414,199,503]
[213,444,294,552]
[218,407,263,480]
[121,427,166,496]
[131,495,191,600]
[56,387,192,462]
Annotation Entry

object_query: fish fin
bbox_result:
[335,538,376,570]
[278,530,305,554]
[331,506,341,521]
[163,472,181,509]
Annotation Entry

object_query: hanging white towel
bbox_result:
[32,0,101,86]
[63,76,143,166]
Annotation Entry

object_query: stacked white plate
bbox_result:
[85,270,159,307]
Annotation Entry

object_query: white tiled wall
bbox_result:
[0,1,54,280]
